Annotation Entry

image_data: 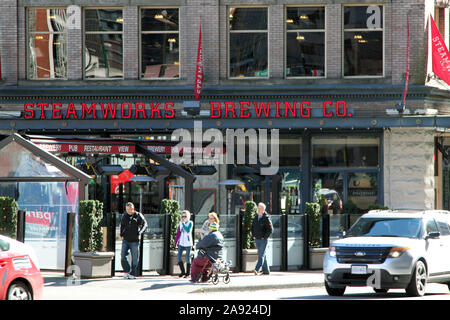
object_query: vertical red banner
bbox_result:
[430,15,450,86]
[194,25,203,101]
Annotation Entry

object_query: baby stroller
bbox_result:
[194,249,232,285]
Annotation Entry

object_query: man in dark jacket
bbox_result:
[190,222,224,282]
[251,202,273,275]
[120,202,147,279]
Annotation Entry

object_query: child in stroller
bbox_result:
[193,249,231,284]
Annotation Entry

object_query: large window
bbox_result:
[286,6,325,78]
[84,8,123,79]
[229,7,268,78]
[312,136,381,211]
[343,5,383,77]
[141,8,179,79]
[27,8,67,79]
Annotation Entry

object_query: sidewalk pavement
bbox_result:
[41,270,325,299]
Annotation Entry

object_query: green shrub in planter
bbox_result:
[160,199,180,250]
[305,202,321,247]
[0,197,18,238]
[367,203,388,211]
[242,201,257,249]
[342,200,359,215]
[78,200,104,252]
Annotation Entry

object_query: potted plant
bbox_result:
[159,199,183,275]
[306,201,328,269]
[0,197,18,238]
[241,200,258,272]
[72,200,114,278]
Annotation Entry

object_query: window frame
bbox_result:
[83,7,124,80]
[139,6,180,80]
[227,5,269,79]
[342,4,385,78]
[285,5,326,79]
[26,7,68,80]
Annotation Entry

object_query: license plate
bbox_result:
[351,265,367,274]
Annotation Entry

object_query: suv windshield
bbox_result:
[346,217,422,238]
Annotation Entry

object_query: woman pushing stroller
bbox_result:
[190,222,224,283]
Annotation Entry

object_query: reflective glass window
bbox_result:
[286,7,325,77]
[229,7,268,78]
[27,8,67,79]
[312,136,379,168]
[84,9,123,79]
[141,8,179,79]
[343,5,383,76]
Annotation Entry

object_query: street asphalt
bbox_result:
[41,270,325,299]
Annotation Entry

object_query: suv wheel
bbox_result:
[405,260,427,297]
[325,281,346,296]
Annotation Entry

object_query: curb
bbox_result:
[189,281,325,294]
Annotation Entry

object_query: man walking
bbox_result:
[120,202,147,279]
[251,202,273,275]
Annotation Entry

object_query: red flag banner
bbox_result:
[430,15,450,85]
[194,25,204,101]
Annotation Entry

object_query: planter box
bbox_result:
[169,250,193,275]
[309,247,328,270]
[72,252,114,278]
[242,249,258,272]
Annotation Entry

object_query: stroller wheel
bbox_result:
[212,274,219,285]
[223,273,230,284]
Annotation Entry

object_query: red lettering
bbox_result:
[300,101,311,117]
[322,101,333,117]
[275,101,282,117]
[121,103,132,119]
[100,103,117,119]
[224,102,236,118]
[135,102,147,119]
[150,102,161,118]
[81,102,97,119]
[240,101,250,118]
[164,102,175,118]
[336,100,347,117]
[66,103,78,119]
[52,103,62,119]
[254,102,271,118]
[37,103,48,119]
[284,101,296,117]
[24,103,34,119]
[210,102,221,118]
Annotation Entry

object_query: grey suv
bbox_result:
[323,210,450,296]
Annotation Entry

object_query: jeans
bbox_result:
[177,245,192,264]
[121,240,139,276]
[255,238,270,274]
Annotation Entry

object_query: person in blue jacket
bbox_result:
[175,210,193,277]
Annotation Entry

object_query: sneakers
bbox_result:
[123,273,136,279]
[253,270,259,275]
[123,273,129,279]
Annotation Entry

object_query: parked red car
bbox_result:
[0,235,44,300]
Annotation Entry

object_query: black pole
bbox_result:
[281,213,288,271]
[304,212,310,270]
[64,212,75,277]
[236,209,242,272]
[162,213,171,275]
[322,212,330,248]
[16,210,25,243]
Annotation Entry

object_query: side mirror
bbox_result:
[425,231,440,240]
